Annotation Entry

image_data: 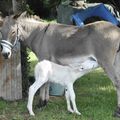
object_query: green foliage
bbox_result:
[26,0,62,18]
[43,0,50,7]
[25,4,34,15]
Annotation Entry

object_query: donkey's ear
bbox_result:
[12,13,22,19]
[0,16,3,26]
[19,11,28,18]
[13,11,28,19]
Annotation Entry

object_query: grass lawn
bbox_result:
[0,52,119,120]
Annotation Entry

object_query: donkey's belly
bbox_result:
[69,59,99,71]
[57,54,96,65]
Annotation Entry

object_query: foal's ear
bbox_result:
[0,16,3,26]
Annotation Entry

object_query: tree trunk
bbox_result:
[0,0,25,15]
[0,0,13,15]
[12,0,25,14]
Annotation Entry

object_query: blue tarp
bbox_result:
[71,3,119,27]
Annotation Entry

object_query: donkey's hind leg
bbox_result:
[102,61,120,117]
[112,52,120,117]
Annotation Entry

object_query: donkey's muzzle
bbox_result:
[2,52,10,59]
[0,40,13,59]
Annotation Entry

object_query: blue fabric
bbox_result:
[72,3,119,27]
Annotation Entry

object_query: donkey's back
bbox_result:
[43,21,120,66]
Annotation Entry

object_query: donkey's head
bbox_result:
[0,12,43,59]
[0,15,17,59]
[0,12,27,59]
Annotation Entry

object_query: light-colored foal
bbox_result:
[27,59,98,116]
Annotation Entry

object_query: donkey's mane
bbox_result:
[13,13,48,41]
[17,13,44,23]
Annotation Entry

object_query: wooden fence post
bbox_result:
[0,43,22,101]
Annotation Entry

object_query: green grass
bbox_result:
[0,52,119,120]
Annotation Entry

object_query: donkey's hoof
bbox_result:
[114,107,120,117]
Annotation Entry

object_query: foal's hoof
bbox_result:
[114,107,120,117]
[68,108,74,113]
[30,112,35,116]
[37,99,48,108]
[74,110,81,115]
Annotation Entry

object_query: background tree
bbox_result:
[12,0,26,14]
[26,0,61,18]
[0,0,13,15]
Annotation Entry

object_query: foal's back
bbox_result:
[35,60,71,84]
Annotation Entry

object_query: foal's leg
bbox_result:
[65,88,74,113]
[27,63,49,116]
[67,84,81,115]
[27,79,47,116]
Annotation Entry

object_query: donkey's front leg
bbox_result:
[39,82,49,107]
[45,82,50,103]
